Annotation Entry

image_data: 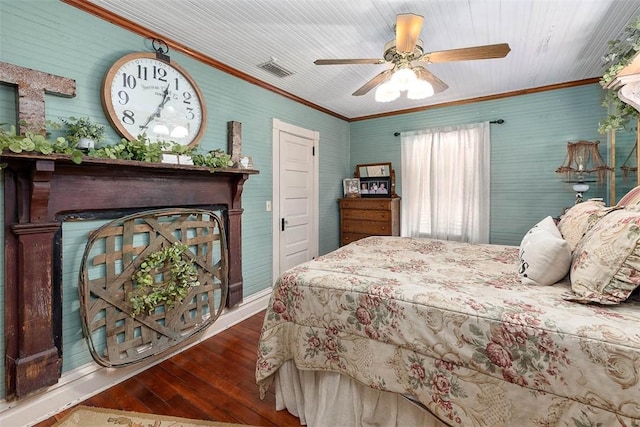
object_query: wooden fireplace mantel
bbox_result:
[2,153,258,399]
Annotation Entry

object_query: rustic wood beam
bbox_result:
[0,62,76,134]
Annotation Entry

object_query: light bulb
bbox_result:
[391,67,417,91]
[407,78,435,99]
[375,81,400,102]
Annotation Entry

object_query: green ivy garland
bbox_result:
[1,122,234,169]
[0,123,84,164]
[129,242,200,317]
[599,16,640,134]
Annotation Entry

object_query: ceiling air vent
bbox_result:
[258,59,294,78]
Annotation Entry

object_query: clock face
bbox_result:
[102,52,207,147]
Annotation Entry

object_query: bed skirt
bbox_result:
[274,360,449,427]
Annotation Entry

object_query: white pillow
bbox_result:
[518,217,571,286]
[522,215,561,240]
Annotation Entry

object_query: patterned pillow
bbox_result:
[617,185,640,207]
[557,199,612,252]
[519,216,571,286]
[567,208,640,304]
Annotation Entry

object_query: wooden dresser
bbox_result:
[339,197,400,246]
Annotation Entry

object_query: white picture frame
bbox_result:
[343,178,361,198]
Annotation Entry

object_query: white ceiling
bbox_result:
[85,0,640,120]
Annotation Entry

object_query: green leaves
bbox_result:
[61,116,105,143]
[0,124,83,161]
[2,122,234,170]
[89,135,170,163]
[600,16,640,134]
[129,242,200,317]
[191,149,234,169]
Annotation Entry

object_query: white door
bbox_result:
[272,119,319,281]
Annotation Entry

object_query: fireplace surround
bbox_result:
[2,153,257,399]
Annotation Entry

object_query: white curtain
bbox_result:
[400,122,490,244]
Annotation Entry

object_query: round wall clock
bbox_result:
[101,52,207,148]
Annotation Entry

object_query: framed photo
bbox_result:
[360,177,391,198]
[343,178,361,198]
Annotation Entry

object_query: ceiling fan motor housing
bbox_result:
[383,39,424,63]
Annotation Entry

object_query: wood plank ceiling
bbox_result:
[83,0,640,120]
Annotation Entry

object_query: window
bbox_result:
[400,122,490,243]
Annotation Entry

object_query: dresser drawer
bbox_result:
[339,198,392,210]
[343,219,392,235]
[341,232,371,246]
[342,209,390,221]
[338,197,400,246]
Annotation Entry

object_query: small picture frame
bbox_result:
[343,178,361,198]
[239,155,253,169]
[360,177,391,198]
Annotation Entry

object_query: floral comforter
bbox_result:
[256,237,640,426]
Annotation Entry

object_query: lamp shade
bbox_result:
[407,78,434,99]
[375,80,400,102]
[390,67,417,91]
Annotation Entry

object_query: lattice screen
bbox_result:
[78,208,227,367]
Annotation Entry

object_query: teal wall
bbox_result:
[350,84,636,246]
[0,0,634,402]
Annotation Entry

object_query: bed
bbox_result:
[256,200,640,426]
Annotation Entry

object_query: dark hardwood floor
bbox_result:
[34,310,302,426]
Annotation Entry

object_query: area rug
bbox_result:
[53,405,252,427]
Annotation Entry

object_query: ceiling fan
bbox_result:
[314,13,511,101]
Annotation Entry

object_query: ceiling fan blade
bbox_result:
[420,43,511,63]
[396,13,424,53]
[314,58,386,65]
[352,69,393,96]
[413,66,449,94]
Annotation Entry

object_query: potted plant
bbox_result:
[61,116,106,149]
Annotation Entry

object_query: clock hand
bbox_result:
[139,85,171,131]
[157,84,171,111]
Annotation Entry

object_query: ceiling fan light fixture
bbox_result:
[390,67,417,91]
[407,78,435,100]
[375,80,400,102]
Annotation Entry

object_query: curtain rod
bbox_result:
[393,119,505,136]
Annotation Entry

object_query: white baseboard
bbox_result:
[0,289,271,427]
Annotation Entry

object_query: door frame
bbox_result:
[271,118,319,284]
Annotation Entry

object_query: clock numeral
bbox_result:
[153,66,167,82]
[121,110,135,125]
[137,65,148,81]
[121,73,137,89]
[173,77,180,91]
[182,91,192,105]
[117,90,129,105]
[185,107,195,121]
